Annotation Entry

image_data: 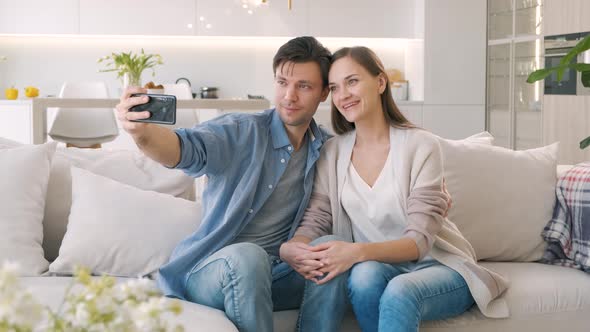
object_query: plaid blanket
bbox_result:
[541,163,590,272]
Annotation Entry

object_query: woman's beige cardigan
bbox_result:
[294,127,510,318]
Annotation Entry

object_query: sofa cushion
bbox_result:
[19,276,237,331]
[274,263,590,332]
[439,140,558,261]
[49,167,201,277]
[0,142,56,275]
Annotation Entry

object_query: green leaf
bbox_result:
[570,63,590,72]
[526,68,554,83]
[526,64,569,83]
[560,34,590,65]
[582,70,590,88]
[580,135,590,149]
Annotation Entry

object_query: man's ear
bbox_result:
[320,86,330,102]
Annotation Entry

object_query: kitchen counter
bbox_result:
[1,98,270,144]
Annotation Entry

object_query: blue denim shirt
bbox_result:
[157,109,329,299]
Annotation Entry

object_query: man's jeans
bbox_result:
[348,259,475,332]
[185,235,349,332]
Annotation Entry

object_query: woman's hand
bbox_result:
[296,241,363,285]
[280,241,325,280]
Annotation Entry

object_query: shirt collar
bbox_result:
[270,108,327,150]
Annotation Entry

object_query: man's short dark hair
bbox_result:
[273,36,332,88]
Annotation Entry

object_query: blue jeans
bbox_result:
[348,259,474,332]
[185,235,348,332]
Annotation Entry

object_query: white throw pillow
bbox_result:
[439,139,558,262]
[0,141,57,275]
[49,167,201,277]
[43,147,195,262]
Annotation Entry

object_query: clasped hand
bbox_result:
[280,241,361,285]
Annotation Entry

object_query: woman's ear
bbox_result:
[378,73,387,94]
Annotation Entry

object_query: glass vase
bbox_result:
[123,72,142,88]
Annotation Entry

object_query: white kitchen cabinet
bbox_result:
[398,103,423,127]
[0,101,32,144]
[422,105,485,139]
[196,0,307,36]
[0,0,79,34]
[543,95,590,164]
[424,0,486,105]
[308,0,418,38]
[79,0,196,35]
[421,0,486,139]
[544,0,590,36]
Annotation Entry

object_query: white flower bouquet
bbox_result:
[0,262,184,332]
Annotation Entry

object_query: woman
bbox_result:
[291,47,509,331]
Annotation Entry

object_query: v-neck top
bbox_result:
[341,151,407,243]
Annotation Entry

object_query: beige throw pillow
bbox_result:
[439,139,558,262]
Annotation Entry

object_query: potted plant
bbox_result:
[526,34,590,149]
[97,49,163,88]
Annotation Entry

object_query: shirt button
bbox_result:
[281,158,286,163]
[268,185,273,189]
[248,209,254,214]
[287,146,292,151]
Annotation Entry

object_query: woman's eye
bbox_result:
[348,79,358,85]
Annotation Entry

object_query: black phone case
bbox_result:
[129,93,177,125]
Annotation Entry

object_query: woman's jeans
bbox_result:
[185,235,349,332]
[348,259,475,332]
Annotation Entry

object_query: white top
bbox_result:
[342,153,407,243]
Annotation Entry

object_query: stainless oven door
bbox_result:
[544,48,577,95]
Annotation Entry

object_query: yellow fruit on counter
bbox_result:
[5,87,18,100]
[25,86,39,98]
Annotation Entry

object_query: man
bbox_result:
[115,36,347,332]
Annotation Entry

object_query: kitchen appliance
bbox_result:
[175,77,197,98]
[544,32,590,95]
[200,86,218,99]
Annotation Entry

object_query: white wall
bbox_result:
[0,36,420,103]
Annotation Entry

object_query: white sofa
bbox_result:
[1,135,590,332]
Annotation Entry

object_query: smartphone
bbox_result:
[129,93,176,125]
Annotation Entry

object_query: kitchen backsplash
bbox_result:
[0,35,423,103]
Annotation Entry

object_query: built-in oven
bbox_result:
[544,32,590,95]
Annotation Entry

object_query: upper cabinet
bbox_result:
[309,0,419,38]
[543,0,590,36]
[79,0,196,35]
[0,0,421,38]
[0,0,79,34]
[195,0,307,36]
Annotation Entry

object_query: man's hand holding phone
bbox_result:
[116,87,152,139]
[116,87,177,138]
